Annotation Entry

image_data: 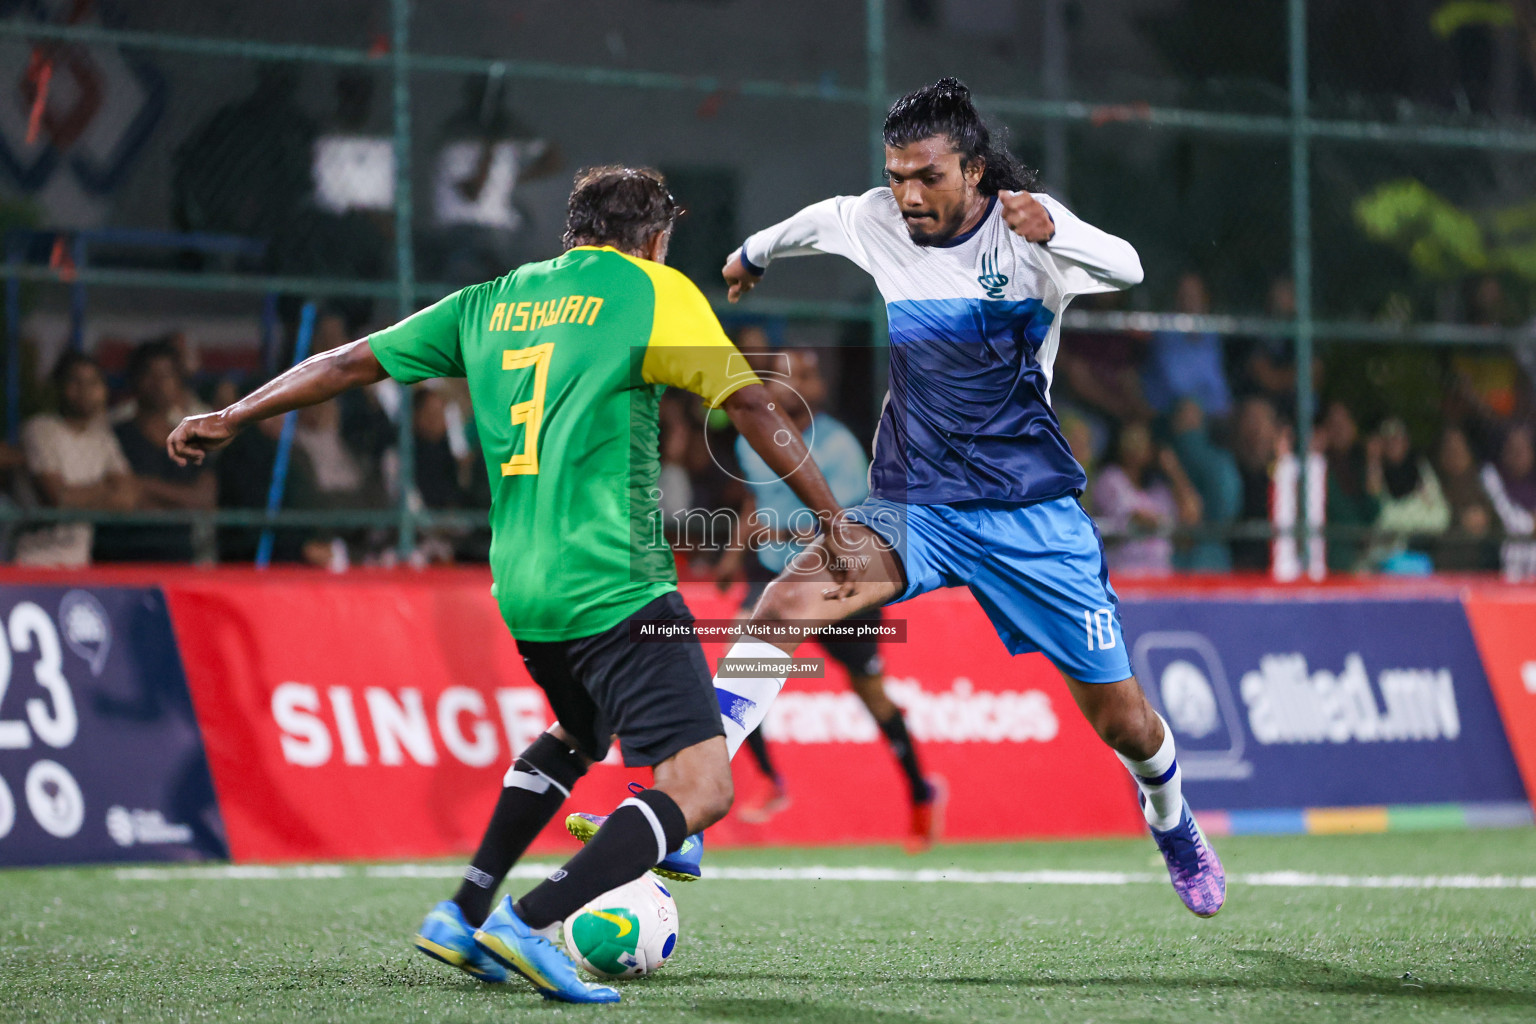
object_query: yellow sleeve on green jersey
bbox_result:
[368,290,466,383]
[631,260,759,407]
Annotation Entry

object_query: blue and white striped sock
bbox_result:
[714,637,792,759]
[1116,714,1182,832]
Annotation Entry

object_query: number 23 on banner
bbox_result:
[0,602,77,751]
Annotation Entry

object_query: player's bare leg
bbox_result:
[748,528,903,642]
[717,525,904,754]
[1063,674,1226,917]
[848,671,898,720]
[1061,675,1163,762]
[649,736,734,833]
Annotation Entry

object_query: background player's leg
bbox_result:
[849,672,932,803]
[743,726,781,783]
[846,669,940,850]
[717,529,904,756]
[737,727,790,823]
[512,737,731,932]
[1060,675,1179,829]
[452,727,591,926]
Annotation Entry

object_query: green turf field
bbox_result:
[3,830,1534,1023]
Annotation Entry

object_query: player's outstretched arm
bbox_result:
[724,194,871,303]
[166,339,388,466]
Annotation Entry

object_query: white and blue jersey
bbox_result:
[742,188,1142,505]
[736,413,869,573]
[740,189,1142,682]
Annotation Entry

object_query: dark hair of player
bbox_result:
[562,165,683,253]
[883,77,1039,195]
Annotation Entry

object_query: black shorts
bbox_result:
[741,579,885,679]
[516,591,724,767]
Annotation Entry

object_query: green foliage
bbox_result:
[1488,199,1536,279]
[1354,179,1490,279]
[1430,0,1517,38]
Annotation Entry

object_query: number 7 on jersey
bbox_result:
[501,343,554,476]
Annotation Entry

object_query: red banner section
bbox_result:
[709,586,1143,849]
[155,571,1140,862]
[1464,591,1536,810]
[166,574,565,863]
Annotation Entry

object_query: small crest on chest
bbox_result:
[977,247,1009,299]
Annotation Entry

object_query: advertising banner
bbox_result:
[1120,597,1527,810]
[166,574,573,863]
[162,574,1142,863]
[706,586,1143,849]
[0,585,225,867]
[1463,591,1536,811]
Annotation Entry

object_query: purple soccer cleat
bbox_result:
[1148,798,1226,918]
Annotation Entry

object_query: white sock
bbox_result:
[715,638,793,758]
[1115,714,1182,832]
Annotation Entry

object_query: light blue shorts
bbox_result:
[845,495,1132,684]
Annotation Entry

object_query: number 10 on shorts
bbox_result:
[1084,608,1117,651]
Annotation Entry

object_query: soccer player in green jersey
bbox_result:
[167,166,853,1005]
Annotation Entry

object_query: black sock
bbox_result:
[878,710,931,804]
[744,727,782,785]
[452,733,588,927]
[513,789,688,930]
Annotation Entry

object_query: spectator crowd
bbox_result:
[3,61,1533,578]
[3,268,1534,580]
[632,272,1536,585]
[4,308,491,569]
[1055,271,1536,580]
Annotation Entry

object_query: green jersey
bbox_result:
[369,245,757,640]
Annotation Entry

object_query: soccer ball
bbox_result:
[563,875,679,979]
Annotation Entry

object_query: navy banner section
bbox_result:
[1120,597,1528,810]
[0,585,225,867]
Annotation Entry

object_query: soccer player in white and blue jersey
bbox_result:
[712,78,1225,916]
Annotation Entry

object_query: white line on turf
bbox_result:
[110,863,1536,890]
[114,865,350,881]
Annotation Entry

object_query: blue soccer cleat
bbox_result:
[413,899,508,984]
[566,783,703,883]
[473,896,620,1004]
[1148,798,1226,918]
